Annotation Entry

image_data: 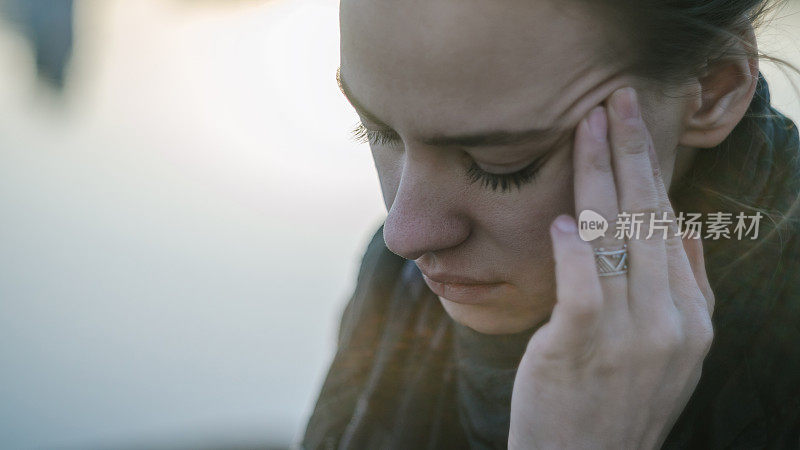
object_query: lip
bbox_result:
[421,271,496,285]
[420,272,508,305]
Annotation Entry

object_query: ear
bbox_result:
[678,21,760,149]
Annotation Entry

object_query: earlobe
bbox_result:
[678,23,760,149]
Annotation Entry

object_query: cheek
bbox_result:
[649,125,682,188]
[471,156,575,266]
[640,94,685,185]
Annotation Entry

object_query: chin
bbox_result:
[438,295,552,335]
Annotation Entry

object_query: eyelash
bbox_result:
[466,159,543,193]
[350,122,544,193]
[351,122,401,146]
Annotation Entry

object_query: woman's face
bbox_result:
[340,0,694,334]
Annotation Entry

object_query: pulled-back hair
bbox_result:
[579,0,794,84]
[579,0,800,281]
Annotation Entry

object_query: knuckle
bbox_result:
[592,357,620,378]
[565,294,603,322]
[696,327,714,355]
[625,202,661,219]
[700,326,715,353]
[646,316,684,352]
[590,343,627,376]
[654,332,683,354]
[585,146,613,174]
[617,131,648,156]
[707,291,716,314]
[690,310,715,355]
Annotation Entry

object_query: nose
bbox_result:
[382,157,471,261]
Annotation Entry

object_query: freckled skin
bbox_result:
[340,0,697,334]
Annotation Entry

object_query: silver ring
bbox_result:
[594,244,628,277]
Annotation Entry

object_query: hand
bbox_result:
[508,87,715,449]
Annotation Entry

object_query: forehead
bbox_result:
[340,0,620,136]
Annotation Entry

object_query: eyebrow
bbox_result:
[336,66,572,149]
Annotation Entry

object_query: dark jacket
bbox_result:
[302,73,800,449]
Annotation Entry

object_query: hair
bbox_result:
[584,0,796,83]
[575,0,800,282]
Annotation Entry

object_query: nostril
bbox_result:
[382,213,425,260]
[383,157,472,259]
[382,205,471,261]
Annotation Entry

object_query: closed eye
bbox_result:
[349,121,557,193]
[466,156,547,193]
[351,122,402,146]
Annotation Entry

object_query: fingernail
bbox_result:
[612,87,640,120]
[588,106,607,141]
[553,215,577,234]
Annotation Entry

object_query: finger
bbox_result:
[573,105,627,313]
[545,214,604,356]
[681,230,715,316]
[678,231,715,359]
[606,87,670,313]
[644,136,713,317]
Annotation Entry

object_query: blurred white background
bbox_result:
[0,0,797,448]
